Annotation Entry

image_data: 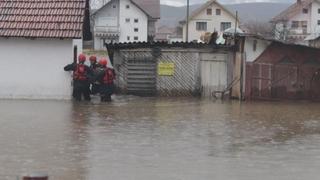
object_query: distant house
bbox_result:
[0,0,89,99]
[155,26,183,42]
[271,0,320,43]
[180,0,239,42]
[91,0,160,49]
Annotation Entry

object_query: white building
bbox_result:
[271,0,320,43]
[180,0,239,42]
[0,0,88,99]
[92,0,160,49]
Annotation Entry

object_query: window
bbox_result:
[113,4,116,8]
[303,8,308,13]
[207,8,212,15]
[134,28,139,32]
[216,9,221,15]
[318,20,320,25]
[125,18,130,23]
[196,22,207,31]
[126,5,130,9]
[134,36,138,40]
[134,18,139,23]
[220,22,231,31]
[127,36,130,41]
[253,40,257,52]
[301,21,307,28]
[291,21,299,28]
[318,8,320,14]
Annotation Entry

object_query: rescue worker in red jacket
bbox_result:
[64,54,92,101]
[89,55,98,70]
[89,55,100,95]
[97,58,115,102]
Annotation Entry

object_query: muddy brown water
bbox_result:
[1,97,320,180]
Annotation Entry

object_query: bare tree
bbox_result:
[241,21,273,37]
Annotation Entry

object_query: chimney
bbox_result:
[297,0,302,4]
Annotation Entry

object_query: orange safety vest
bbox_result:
[74,64,87,81]
[103,68,115,85]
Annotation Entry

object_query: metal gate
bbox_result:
[119,50,157,96]
[246,62,320,100]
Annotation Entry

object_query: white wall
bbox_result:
[244,37,271,62]
[93,0,120,49]
[289,4,311,33]
[311,1,320,34]
[119,0,148,42]
[73,39,83,55]
[183,2,237,42]
[0,38,73,99]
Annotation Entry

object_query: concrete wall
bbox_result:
[183,2,237,42]
[0,38,73,99]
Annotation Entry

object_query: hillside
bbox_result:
[159,3,291,27]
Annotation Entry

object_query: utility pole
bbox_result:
[186,0,190,42]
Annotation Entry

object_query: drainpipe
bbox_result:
[186,0,190,42]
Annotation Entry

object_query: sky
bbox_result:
[160,0,295,6]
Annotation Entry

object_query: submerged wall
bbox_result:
[0,38,73,99]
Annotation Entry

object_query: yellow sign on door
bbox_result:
[158,62,175,76]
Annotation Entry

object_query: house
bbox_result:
[180,0,239,42]
[0,0,89,99]
[91,0,160,49]
[226,33,320,101]
[155,26,175,42]
[271,0,320,44]
[155,26,183,42]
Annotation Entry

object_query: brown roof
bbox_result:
[93,0,160,19]
[132,0,160,19]
[0,0,86,39]
[271,0,313,22]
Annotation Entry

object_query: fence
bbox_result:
[245,62,320,100]
[111,43,234,97]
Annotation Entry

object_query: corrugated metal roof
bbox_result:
[0,0,86,39]
[106,41,234,50]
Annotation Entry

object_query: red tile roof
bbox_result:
[0,0,86,39]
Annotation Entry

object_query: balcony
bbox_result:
[94,26,120,37]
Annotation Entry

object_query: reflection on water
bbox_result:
[1,97,320,180]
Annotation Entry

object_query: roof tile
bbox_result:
[0,0,86,38]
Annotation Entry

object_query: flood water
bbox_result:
[1,97,320,180]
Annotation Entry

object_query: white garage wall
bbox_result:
[0,38,73,99]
